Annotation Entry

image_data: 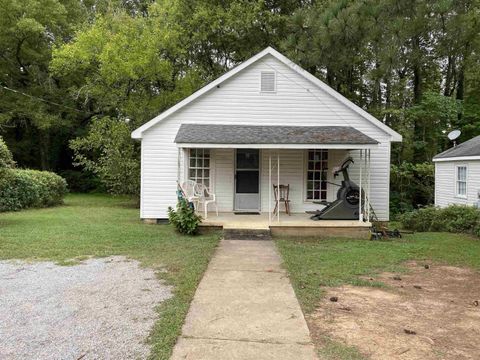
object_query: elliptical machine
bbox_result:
[310,157,363,221]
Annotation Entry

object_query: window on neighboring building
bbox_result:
[306,150,328,201]
[189,148,210,188]
[456,165,467,197]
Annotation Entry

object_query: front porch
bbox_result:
[200,212,371,238]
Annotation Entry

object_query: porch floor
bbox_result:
[200,212,371,230]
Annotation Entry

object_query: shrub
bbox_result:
[0,136,15,170]
[390,162,435,217]
[0,169,68,212]
[59,169,104,193]
[168,197,202,235]
[399,205,480,236]
[70,116,140,196]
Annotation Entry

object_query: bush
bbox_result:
[390,162,435,217]
[0,169,68,212]
[0,136,15,170]
[59,170,104,193]
[400,205,480,236]
[168,198,202,235]
[70,116,140,195]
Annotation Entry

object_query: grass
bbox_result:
[276,233,480,359]
[276,233,480,314]
[0,193,220,360]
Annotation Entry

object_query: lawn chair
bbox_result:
[180,180,199,209]
[194,183,218,219]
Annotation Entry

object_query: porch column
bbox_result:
[269,151,272,224]
[177,147,181,184]
[277,151,280,222]
[367,149,371,222]
[359,149,363,222]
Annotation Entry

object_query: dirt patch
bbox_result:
[308,261,480,359]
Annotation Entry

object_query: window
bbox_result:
[260,71,276,92]
[189,149,210,188]
[456,165,467,198]
[306,150,328,201]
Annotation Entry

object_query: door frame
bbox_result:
[233,148,261,212]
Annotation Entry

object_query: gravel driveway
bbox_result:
[0,256,172,360]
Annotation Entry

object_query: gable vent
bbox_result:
[260,71,276,92]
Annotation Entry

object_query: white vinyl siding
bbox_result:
[139,54,393,220]
[435,161,480,207]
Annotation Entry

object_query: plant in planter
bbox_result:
[168,198,202,235]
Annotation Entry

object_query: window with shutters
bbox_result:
[260,71,276,92]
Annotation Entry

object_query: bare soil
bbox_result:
[308,261,480,359]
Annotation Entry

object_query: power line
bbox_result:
[0,84,87,114]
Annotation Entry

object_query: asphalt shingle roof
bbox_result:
[174,124,378,145]
[433,135,480,159]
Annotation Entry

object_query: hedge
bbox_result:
[0,169,68,212]
[399,205,480,237]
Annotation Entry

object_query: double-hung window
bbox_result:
[306,150,328,201]
[456,165,467,198]
[189,149,210,188]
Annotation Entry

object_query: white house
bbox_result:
[433,135,480,207]
[131,47,402,231]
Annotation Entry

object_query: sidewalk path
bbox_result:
[171,240,317,359]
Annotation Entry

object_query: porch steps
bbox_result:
[223,227,272,241]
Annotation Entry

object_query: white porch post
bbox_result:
[359,149,363,222]
[367,149,372,221]
[364,147,368,222]
[277,151,280,222]
[177,147,181,184]
[269,151,272,224]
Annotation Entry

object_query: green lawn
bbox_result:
[0,193,220,360]
[276,233,480,359]
[277,233,480,314]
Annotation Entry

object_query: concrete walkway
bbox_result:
[171,240,317,360]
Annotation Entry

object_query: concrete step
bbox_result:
[223,228,272,240]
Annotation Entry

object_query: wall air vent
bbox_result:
[260,71,276,92]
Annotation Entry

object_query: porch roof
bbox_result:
[175,124,378,149]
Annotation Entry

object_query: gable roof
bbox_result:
[433,135,480,161]
[131,47,402,141]
[175,124,378,146]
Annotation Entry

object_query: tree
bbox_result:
[69,116,140,195]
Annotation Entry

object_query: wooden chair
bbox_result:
[273,184,291,215]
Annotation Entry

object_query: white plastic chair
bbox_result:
[194,183,218,219]
[180,180,199,208]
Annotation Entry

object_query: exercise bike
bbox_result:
[310,157,364,221]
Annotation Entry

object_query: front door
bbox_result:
[234,149,260,211]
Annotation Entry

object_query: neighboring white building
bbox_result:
[433,135,480,208]
[131,47,402,224]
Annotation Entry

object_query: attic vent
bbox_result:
[260,71,276,92]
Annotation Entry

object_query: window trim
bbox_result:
[188,148,211,189]
[455,164,468,199]
[304,149,328,202]
[259,71,276,93]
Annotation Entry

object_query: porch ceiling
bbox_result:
[175,124,378,149]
